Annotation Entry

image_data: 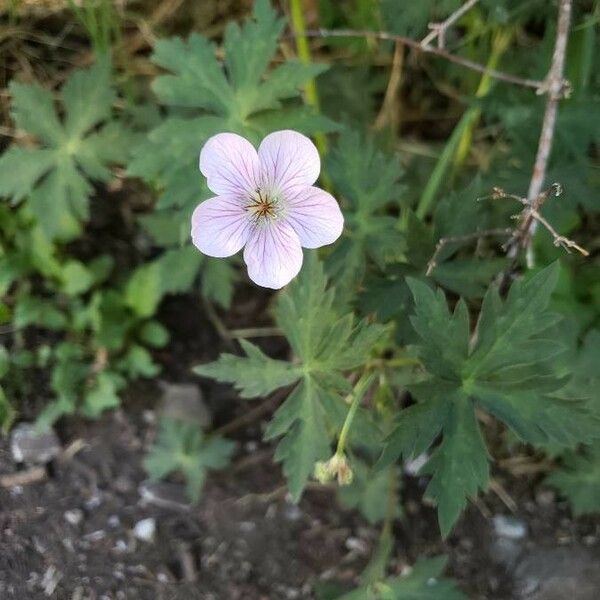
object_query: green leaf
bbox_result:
[266,379,331,500]
[139,321,170,348]
[1,61,132,240]
[196,254,383,499]
[326,131,405,294]
[125,262,162,318]
[144,417,235,502]
[0,147,55,202]
[120,345,160,378]
[337,460,400,524]
[14,296,67,330]
[0,346,8,378]
[9,81,63,145]
[60,260,94,296]
[0,386,15,432]
[547,443,600,516]
[380,264,598,534]
[195,339,300,398]
[337,556,467,600]
[423,395,489,536]
[82,371,124,418]
[61,59,115,137]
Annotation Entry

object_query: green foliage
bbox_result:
[337,461,400,524]
[381,0,461,37]
[335,556,466,600]
[546,443,600,516]
[326,131,405,295]
[144,417,235,502]
[379,264,599,535]
[129,0,337,306]
[546,329,600,515]
[0,60,134,240]
[196,253,386,500]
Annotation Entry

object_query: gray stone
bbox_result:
[10,423,61,464]
[159,382,211,427]
[493,515,528,540]
[64,509,84,526]
[138,480,191,511]
[514,546,600,600]
[133,518,156,543]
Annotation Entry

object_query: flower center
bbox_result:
[246,188,281,223]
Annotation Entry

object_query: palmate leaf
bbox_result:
[336,555,466,600]
[144,417,235,502]
[0,60,134,240]
[379,263,599,535]
[195,253,386,499]
[546,444,600,516]
[326,131,405,295]
[546,330,600,515]
[129,0,337,306]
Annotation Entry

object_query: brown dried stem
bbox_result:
[299,29,544,91]
[510,0,573,259]
[426,228,513,276]
[421,0,480,49]
[494,184,589,257]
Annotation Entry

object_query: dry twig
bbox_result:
[0,466,46,488]
[509,0,573,261]
[426,228,513,276]
[299,29,543,91]
[493,184,589,257]
[421,0,480,49]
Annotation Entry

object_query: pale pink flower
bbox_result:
[191,130,344,289]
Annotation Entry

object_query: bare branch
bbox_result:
[426,228,513,276]
[509,0,573,260]
[298,29,544,91]
[492,184,589,258]
[421,0,480,49]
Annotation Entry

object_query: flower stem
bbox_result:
[288,0,331,179]
[335,372,376,456]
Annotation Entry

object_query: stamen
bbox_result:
[246,188,280,223]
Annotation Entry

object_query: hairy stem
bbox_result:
[335,372,376,456]
[288,0,329,160]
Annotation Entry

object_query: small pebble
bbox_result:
[404,453,429,476]
[493,515,527,540]
[108,515,121,528]
[64,509,84,526]
[535,488,555,507]
[133,518,156,543]
[345,537,368,554]
[10,423,61,465]
[84,530,106,542]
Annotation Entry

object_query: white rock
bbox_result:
[493,515,527,540]
[133,518,156,543]
[64,509,84,526]
[10,423,60,464]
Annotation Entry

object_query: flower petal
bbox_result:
[285,186,344,249]
[243,221,303,289]
[199,133,260,197]
[191,195,251,258]
[258,130,320,196]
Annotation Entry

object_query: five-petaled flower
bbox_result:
[191,130,344,289]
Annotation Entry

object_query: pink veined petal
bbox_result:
[285,186,344,249]
[191,195,251,258]
[199,133,260,197]
[243,221,303,289]
[257,130,320,196]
